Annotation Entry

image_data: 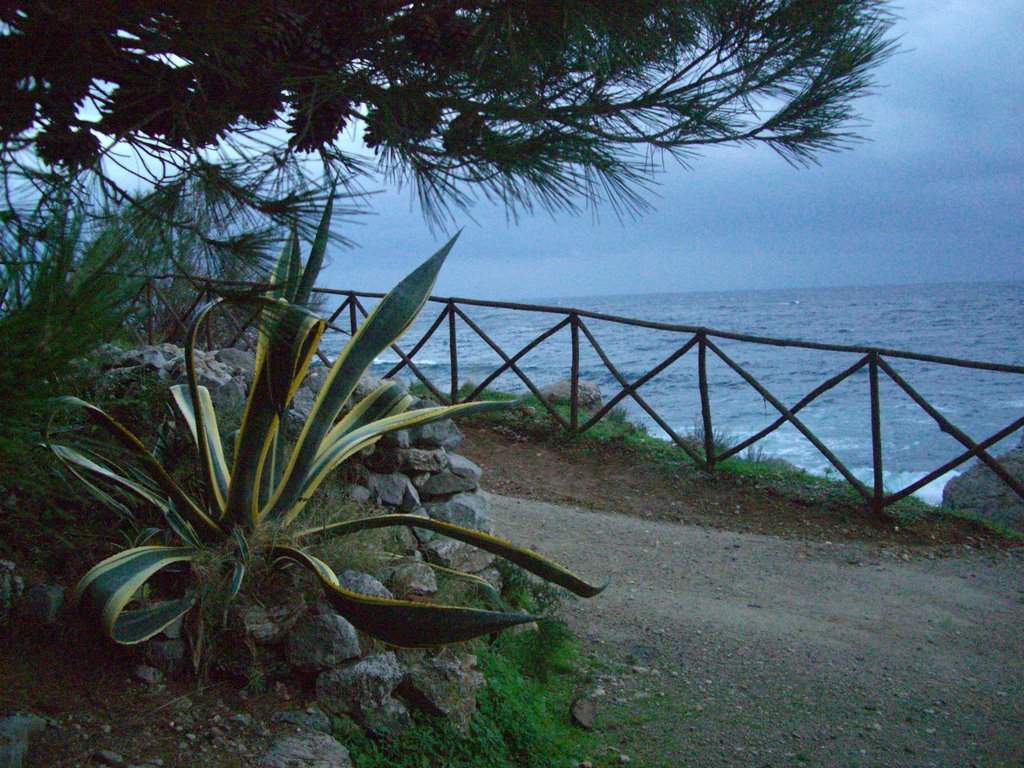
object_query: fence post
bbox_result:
[570,314,580,433]
[448,302,459,405]
[698,332,715,470]
[869,351,884,515]
[348,295,357,336]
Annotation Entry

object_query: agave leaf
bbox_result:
[49,443,167,516]
[226,300,324,527]
[272,546,536,648]
[271,235,458,518]
[169,384,229,516]
[181,304,231,516]
[294,514,606,599]
[293,187,334,308]
[53,397,223,541]
[70,545,199,645]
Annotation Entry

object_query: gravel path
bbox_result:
[487,493,1024,768]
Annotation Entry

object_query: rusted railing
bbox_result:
[316,288,1024,516]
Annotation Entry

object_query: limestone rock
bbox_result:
[346,485,372,504]
[398,650,484,733]
[16,583,65,626]
[423,536,496,574]
[288,387,318,424]
[353,373,388,403]
[423,492,494,534]
[214,347,256,380]
[357,696,412,741]
[0,560,24,627]
[380,561,438,597]
[337,571,392,600]
[539,379,604,412]
[366,472,416,508]
[379,429,412,449]
[145,639,186,675]
[270,708,332,734]
[241,591,308,645]
[258,731,352,768]
[0,714,47,768]
[286,614,362,672]
[942,439,1024,532]
[369,448,448,475]
[418,454,483,496]
[571,695,599,730]
[408,419,465,451]
[316,653,405,716]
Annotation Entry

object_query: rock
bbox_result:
[209,376,248,415]
[316,653,405,716]
[0,714,47,768]
[92,749,125,766]
[0,560,24,627]
[538,379,604,412]
[145,639,186,675]
[353,373,387,402]
[241,591,307,645]
[942,440,1024,532]
[337,571,392,600]
[423,492,494,534]
[357,696,412,741]
[379,429,411,449]
[16,583,66,626]
[380,561,438,597]
[369,448,449,475]
[398,650,484,733]
[346,485,372,504]
[258,731,352,768]
[475,566,503,592]
[288,387,318,424]
[286,614,361,672]
[304,366,331,396]
[270,708,332,734]
[365,472,416,508]
[418,455,483,496]
[214,347,256,380]
[408,419,465,451]
[423,537,496,574]
[570,696,599,730]
[133,664,164,685]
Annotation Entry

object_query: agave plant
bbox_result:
[49,216,603,648]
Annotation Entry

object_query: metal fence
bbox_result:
[317,288,1024,515]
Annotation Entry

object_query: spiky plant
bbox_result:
[49,224,603,648]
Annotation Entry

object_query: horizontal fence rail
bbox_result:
[128,276,1024,516]
[315,288,1024,516]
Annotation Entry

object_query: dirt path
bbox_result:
[487,493,1024,768]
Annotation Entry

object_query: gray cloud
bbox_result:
[320,0,1024,300]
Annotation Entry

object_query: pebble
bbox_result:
[93,749,125,766]
[133,665,164,686]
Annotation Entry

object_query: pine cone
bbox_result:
[402,11,442,59]
[287,95,349,153]
[35,126,100,169]
[443,111,485,155]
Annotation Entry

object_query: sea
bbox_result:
[320,282,1024,505]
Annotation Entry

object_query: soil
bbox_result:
[458,423,1016,553]
[485,494,1024,768]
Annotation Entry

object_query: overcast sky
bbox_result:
[319,0,1024,301]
